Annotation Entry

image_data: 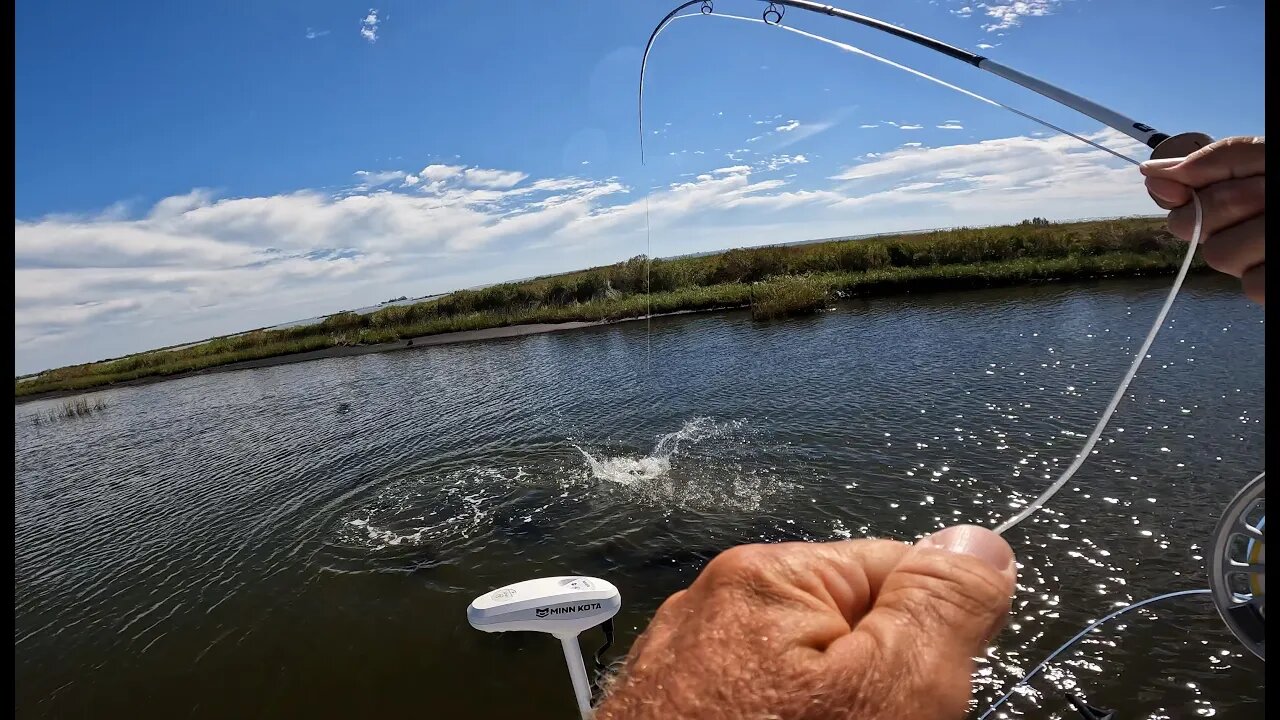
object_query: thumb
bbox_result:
[837,525,1016,716]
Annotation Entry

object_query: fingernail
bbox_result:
[919,525,1015,574]
[1145,177,1183,204]
[1139,157,1185,172]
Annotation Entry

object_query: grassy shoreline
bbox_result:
[16,217,1199,400]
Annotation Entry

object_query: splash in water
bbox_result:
[575,417,794,512]
[575,416,738,485]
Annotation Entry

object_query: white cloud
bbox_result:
[979,1,1059,32]
[15,127,1161,373]
[859,124,879,129]
[902,142,923,147]
[14,165,632,371]
[462,168,528,189]
[976,43,996,49]
[353,170,406,188]
[937,122,964,130]
[763,154,809,171]
[952,6,973,16]
[899,124,924,130]
[420,164,464,182]
[360,9,380,43]
[776,120,801,132]
[775,120,835,148]
[305,28,330,40]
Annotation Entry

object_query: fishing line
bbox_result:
[640,12,1139,165]
[976,588,1213,718]
[637,7,1205,535]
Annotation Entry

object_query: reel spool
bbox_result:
[1208,472,1265,660]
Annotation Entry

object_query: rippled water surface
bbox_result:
[15,277,1265,719]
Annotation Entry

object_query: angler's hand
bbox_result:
[594,525,1016,720]
[1141,136,1265,305]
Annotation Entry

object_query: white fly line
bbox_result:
[640,9,1206,535]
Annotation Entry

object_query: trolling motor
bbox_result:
[468,576,621,719]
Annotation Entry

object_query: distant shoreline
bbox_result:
[13,320,610,405]
[13,267,1203,406]
[15,217,1196,401]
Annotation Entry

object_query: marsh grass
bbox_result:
[17,217,1196,398]
[29,396,109,425]
[751,277,831,320]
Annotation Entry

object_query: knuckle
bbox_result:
[895,555,1011,624]
[655,589,686,616]
[701,543,777,586]
[1205,177,1265,221]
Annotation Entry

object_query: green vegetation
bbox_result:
[28,396,109,425]
[751,276,831,320]
[16,216,1198,399]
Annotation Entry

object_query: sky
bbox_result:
[14,0,1265,375]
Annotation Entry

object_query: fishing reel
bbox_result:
[1208,471,1265,660]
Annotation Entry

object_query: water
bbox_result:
[15,276,1265,719]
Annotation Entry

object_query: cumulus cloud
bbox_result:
[462,168,528,189]
[14,127,1158,373]
[776,120,801,132]
[360,9,380,43]
[937,122,964,130]
[979,1,1059,32]
[899,124,924,130]
[14,165,630,371]
[420,164,464,182]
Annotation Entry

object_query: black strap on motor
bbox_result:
[1066,693,1117,720]
[589,618,616,702]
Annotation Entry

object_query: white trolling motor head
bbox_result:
[468,576,621,718]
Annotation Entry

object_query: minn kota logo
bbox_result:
[535,603,602,618]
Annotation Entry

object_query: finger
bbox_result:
[1166,176,1265,241]
[828,526,1016,714]
[1199,215,1265,278]
[1241,264,1265,305]
[1140,136,1265,188]
[1145,176,1193,210]
[686,539,910,649]
[625,589,687,664]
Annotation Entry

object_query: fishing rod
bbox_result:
[640,0,1213,161]
[639,0,1263,713]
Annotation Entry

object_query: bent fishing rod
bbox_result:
[641,0,1214,160]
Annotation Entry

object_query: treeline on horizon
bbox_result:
[17,216,1198,398]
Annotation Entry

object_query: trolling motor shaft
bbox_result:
[468,576,622,718]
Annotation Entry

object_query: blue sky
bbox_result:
[15,0,1265,374]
